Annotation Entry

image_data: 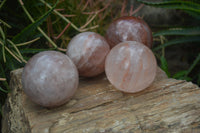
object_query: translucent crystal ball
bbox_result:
[105,16,153,48]
[105,41,157,93]
[66,32,110,77]
[22,51,79,107]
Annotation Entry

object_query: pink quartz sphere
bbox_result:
[66,32,110,77]
[22,51,79,107]
[105,41,157,93]
[105,16,153,48]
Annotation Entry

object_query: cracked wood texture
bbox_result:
[2,67,200,133]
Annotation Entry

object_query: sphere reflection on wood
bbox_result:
[105,16,153,48]
[105,41,157,93]
[22,51,79,107]
[66,32,110,77]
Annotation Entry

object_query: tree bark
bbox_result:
[2,67,200,133]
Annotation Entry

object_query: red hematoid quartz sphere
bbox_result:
[105,16,153,48]
[105,41,157,93]
[22,51,79,107]
[66,32,110,77]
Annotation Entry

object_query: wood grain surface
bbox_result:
[2,67,200,133]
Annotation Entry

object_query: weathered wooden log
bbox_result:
[2,67,200,133]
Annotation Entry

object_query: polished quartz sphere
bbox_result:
[66,32,110,77]
[22,51,79,107]
[105,41,157,93]
[105,16,153,48]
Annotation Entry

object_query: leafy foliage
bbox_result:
[153,36,200,51]
[153,27,200,36]
[160,56,171,77]
[137,0,200,19]
[12,0,58,44]
[138,0,200,85]
[0,0,59,116]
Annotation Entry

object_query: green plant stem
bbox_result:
[80,12,98,30]
[153,36,200,51]
[4,46,22,63]
[0,86,8,93]
[12,50,27,63]
[0,39,6,62]
[19,0,58,48]
[0,0,7,9]
[39,0,98,32]
[16,37,40,47]
[160,36,165,56]
[0,26,5,40]
[0,19,11,28]
[0,27,6,62]
[7,39,26,63]
[0,40,22,63]
[39,0,80,32]
[185,53,200,77]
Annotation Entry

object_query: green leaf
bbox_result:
[0,26,5,40]
[172,54,200,82]
[184,10,200,19]
[12,0,58,43]
[0,86,8,93]
[160,55,171,77]
[0,19,11,28]
[137,0,200,19]
[0,38,6,62]
[7,39,24,61]
[0,0,7,9]
[137,0,200,13]
[153,36,200,51]
[173,70,187,79]
[173,70,192,81]
[153,27,200,37]
[179,76,192,81]
[185,53,200,76]
[19,48,55,54]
